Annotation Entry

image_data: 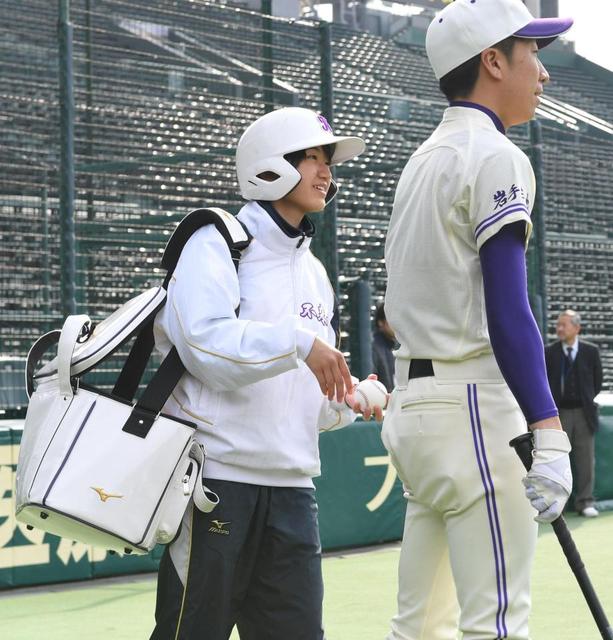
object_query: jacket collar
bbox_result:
[257,200,315,239]
[560,338,579,357]
[448,100,506,134]
[444,103,506,135]
[237,201,314,255]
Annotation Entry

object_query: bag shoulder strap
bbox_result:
[113,208,251,405]
[161,207,252,287]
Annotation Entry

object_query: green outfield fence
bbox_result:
[2,409,613,590]
[0,420,406,589]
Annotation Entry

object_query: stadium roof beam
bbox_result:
[539,95,613,136]
[117,18,243,95]
[174,29,299,106]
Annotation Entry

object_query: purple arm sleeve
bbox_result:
[479,222,558,424]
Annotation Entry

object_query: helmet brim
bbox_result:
[329,136,366,165]
[279,134,365,166]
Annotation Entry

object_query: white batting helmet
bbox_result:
[235,107,365,202]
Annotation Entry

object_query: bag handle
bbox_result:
[25,329,61,399]
[111,319,155,402]
[120,208,253,437]
[121,346,185,438]
[189,442,220,513]
[25,316,92,399]
[57,315,92,398]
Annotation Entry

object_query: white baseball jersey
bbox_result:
[385,106,535,362]
[382,105,539,640]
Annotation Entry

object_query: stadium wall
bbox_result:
[0,419,406,588]
[2,408,613,589]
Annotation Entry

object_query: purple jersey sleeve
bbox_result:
[479,222,558,424]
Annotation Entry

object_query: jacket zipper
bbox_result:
[290,243,299,315]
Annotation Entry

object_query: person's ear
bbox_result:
[481,48,504,81]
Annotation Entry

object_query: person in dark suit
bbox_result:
[545,309,603,517]
[372,301,397,393]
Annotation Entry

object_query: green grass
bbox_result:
[1,512,612,639]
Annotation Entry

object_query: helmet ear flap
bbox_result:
[325,179,338,203]
[240,157,301,201]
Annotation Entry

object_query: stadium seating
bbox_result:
[1,0,612,408]
[544,64,613,124]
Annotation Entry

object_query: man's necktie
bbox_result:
[562,346,573,395]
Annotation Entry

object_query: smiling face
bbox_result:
[498,38,550,127]
[272,146,332,228]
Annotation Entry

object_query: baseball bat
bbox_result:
[510,432,613,640]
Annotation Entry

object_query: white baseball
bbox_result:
[352,378,388,410]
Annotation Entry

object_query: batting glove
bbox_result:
[522,429,572,523]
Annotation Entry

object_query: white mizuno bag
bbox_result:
[15,208,251,555]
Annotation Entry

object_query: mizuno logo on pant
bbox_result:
[208,519,230,535]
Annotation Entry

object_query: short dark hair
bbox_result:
[284,143,335,168]
[374,301,387,325]
[257,144,335,182]
[438,36,518,101]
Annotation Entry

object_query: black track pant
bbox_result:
[149,479,325,640]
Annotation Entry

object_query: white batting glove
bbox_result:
[522,429,572,523]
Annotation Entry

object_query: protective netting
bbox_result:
[1,1,612,413]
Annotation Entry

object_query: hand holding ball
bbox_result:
[351,378,388,411]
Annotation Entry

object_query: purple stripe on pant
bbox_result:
[467,384,509,639]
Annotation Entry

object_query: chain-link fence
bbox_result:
[1,1,61,411]
[2,0,612,414]
[1,0,324,412]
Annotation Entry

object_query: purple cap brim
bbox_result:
[514,17,574,46]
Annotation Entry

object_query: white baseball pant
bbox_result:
[382,354,538,640]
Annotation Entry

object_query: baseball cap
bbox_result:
[426,0,573,80]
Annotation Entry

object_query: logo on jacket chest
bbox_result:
[300,302,329,327]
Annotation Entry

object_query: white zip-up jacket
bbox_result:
[154,201,356,488]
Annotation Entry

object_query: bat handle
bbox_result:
[509,432,534,471]
[552,518,613,638]
[510,432,613,639]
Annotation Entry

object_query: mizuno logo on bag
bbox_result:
[91,487,124,502]
[208,519,230,535]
